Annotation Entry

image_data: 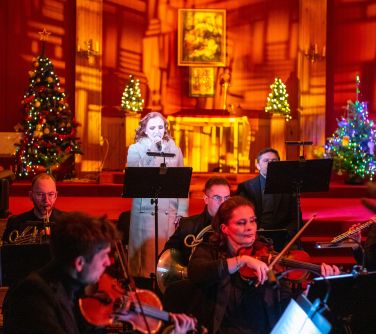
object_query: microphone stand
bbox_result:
[146,151,175,290]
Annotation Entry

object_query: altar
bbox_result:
[167,110,251,173]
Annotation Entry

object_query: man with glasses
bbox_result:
[236,148,299,251]
[163,176,231,265]
[2,173,64,243]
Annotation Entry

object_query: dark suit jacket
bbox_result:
[237,175,299,250]
[2,208,64,243]
[186,242,284,334]
[3,262,85,334]
[354,224,376,271]
[163,208,212,265]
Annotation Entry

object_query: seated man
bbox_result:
[163,176,231,265]
[2,173,63,243]
[3,212,116,333]
[3,211,197,334]
[236,148,299,251]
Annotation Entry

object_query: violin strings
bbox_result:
[114,240,152,334]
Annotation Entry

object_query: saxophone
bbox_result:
[7,214,51,244]
[8,225,39,244]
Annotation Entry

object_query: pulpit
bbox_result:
[167,110,251,173]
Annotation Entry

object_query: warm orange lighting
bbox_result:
[304,43,325,63]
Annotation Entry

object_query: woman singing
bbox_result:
[127,112,188,278]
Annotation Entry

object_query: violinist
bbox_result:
[187,196,339,334]
[3,211,197,334]
[3,211,116,334]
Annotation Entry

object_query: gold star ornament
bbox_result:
[39,28,51,41]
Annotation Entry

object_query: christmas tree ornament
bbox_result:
[265,77,292,121]
[14,30,82,179]
[326,75,376,181]
[121,74,144,113]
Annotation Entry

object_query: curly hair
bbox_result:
[51,212,117,264]
[134,112,172,142]
[210,196,255,251]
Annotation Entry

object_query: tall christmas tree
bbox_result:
[121,75,144,112]
[15,29,82,179]
[325,75,376,180]
[265,77,292,121]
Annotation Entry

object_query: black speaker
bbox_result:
[0,243,51,287]
[0,178,10,219]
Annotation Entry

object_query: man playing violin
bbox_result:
[2,172,64,243]
[3,211,197,334]
[187,196,339,334]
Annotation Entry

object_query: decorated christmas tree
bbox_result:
[325,75,376,180]
[121,75,144,112]
[15,29,82,179]
[265,77,292,121]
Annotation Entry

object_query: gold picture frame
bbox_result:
[178,9,226,66]
[189,67,215,97]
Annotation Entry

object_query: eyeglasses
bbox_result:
[33,192,57,200]
[206,195,230,203]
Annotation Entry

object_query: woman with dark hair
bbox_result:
[188,196,338,334]
[127,112,188,278]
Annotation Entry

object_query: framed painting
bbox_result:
[178,9,226,66]
[189,67,215,97]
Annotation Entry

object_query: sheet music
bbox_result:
[270,299,330,334]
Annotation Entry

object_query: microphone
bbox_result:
[156,140,162,151]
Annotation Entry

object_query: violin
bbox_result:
[237,240,322,284]
[79,273,168,334]
[79,273,207,334]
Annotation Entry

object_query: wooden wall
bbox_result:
[0,0,375,172]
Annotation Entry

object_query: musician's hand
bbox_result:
[110,291,136,322]
[320,263,340,277]
[170,313,197,334]
[348,223,362,244]
[241,255,269,284]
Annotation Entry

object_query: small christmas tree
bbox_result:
[121,75,144,112]
[15,29,82,179]
[265,77,292,121]
[325,75,376,180]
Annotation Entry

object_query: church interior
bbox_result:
[1,0,376,332]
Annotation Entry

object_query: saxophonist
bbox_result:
[162,177,231,266]
[2,173,64,243]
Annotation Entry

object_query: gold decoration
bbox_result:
[38,28,51,41]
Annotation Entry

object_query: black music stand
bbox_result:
[307,272,376,333]
[264,159,333,246]
[122,167,192,285]
[0,243,51,286]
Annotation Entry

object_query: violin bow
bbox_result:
[114,240,152,334]
[267,213,317,272]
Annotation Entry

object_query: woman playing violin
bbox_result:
[187,196,339,334]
